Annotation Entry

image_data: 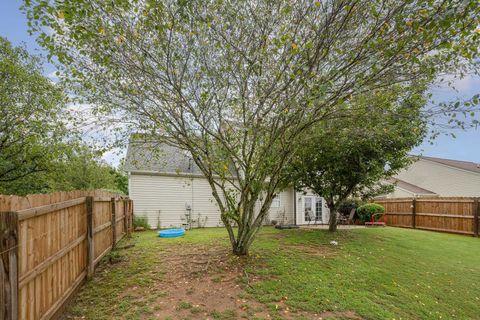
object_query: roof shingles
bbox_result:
[124,142,202,174]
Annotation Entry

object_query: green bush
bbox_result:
[356,203,385,223]
[133,215,150,229]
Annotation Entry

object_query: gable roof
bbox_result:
[420,156,480,174]
[124,141,202,175]
[388,177,437,196]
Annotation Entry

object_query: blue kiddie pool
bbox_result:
[158,228,185,238]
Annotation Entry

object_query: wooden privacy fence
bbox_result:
[375,197,480,236]
[0,190,133,320]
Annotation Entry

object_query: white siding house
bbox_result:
[383,156,480,198]
[129,173,225,228]
[125,141,329,228]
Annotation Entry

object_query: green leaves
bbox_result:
[0,37,124,195]
[0,37,67,189]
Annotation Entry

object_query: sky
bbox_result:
[1,1,479,165]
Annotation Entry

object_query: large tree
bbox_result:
[25,0,479,255]
[0,37,67,186]
[0,139,128,195]
[0,37,128,196]
[286,87,427,231]
[47,144,127,193]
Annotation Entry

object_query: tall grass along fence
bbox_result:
[0,190,133,320]
[374,197,479,236]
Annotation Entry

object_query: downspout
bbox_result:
[293,182,297,225]
[127,172,131,195]
[189,157,194,229]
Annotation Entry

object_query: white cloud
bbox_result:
[47,70,59,82]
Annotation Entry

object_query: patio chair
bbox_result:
[337,212,347,225]
[306,210,320,225]
[338,208,356,225]
[346,208,356,224]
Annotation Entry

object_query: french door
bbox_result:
[302,196,323,224]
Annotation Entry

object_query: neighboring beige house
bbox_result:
[124,142,330,229]
[383,156,480,198]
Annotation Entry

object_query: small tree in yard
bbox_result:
[286,88,427,232]
[24,0,479,254]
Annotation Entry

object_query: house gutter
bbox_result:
[127,171,131,196]
[127,170,238,180]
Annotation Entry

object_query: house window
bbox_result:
[271,193,281,208]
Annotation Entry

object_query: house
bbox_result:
[124,141,330,228]
[383,156,480,198]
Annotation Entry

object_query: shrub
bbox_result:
[356,203,385,223]
[133,215,150,229]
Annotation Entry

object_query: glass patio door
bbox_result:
[303,196,323,224]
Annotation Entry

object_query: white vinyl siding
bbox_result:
[129,174,223,228]
[129,173,296,228]
[267,190,295,225]
[395,159,480,197]
[385,187,415,198]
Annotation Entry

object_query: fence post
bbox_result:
[128,200,133,234]
[0,211,18,320]
[411,198,417,229]
[123,199,128,236]
[111,198,117,249]
[473,198,479,237]
[86,196,94,278]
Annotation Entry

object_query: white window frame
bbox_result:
[271,193,281,208]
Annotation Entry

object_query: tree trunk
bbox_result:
[207,170,276,257]
[221,210,256,256]
[223,197,272,256]
[232,242,249,256]
[328,204,337,232]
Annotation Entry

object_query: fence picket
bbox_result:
[473,198,479,237]
[0,211,18,320]
[111,198,116,249]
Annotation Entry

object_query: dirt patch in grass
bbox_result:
[280,244,337,258]
[263,232,289,240]
[143,245,271,319]
[317,311,364,320]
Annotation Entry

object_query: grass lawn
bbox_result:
[65,227,480,320]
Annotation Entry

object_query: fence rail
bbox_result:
[0,190,133,320]
[374,197,479,236]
